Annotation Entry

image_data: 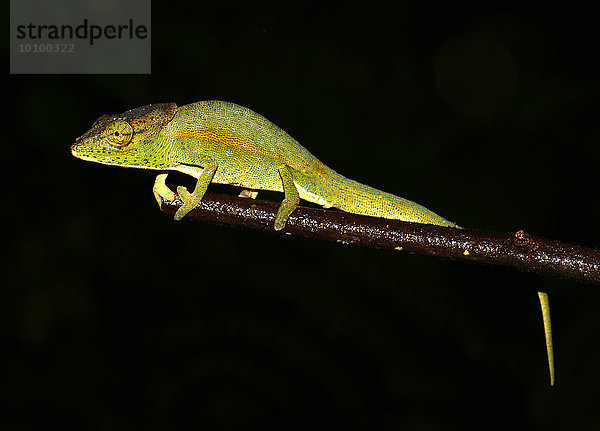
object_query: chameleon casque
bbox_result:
[71,100,458,230]
[71,100,555,385]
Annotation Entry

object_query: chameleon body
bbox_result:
[71,100,458,230]
[71,100,556,385]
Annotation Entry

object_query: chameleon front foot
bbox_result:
[153,173,176,208]
[174,185,200,220]
[172,157,218,221]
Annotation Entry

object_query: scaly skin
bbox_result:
[71,100,555,386]
[71,100,458,229]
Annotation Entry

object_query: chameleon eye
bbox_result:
[107,120,133,147]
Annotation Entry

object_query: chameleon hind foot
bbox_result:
[274,164,300,231]
[239,190,258,199]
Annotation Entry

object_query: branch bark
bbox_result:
[160,192,600,284]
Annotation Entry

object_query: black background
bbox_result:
[6,2,600,430]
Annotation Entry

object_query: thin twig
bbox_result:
[160,192,600,284]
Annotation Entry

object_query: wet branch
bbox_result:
[160,192,600,284]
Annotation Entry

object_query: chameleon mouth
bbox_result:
[70,143,97,162]
[70,143,84,158]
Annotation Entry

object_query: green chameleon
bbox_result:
[71,100,554,385]
[71,100,458,230]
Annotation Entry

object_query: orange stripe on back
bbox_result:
[172,129,261,153]
[171,129,293,164]
[198,130,254,150]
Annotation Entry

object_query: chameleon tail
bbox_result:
[296,168,458,228]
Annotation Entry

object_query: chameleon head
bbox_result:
[71,103,178,168]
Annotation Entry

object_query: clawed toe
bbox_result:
[177,185,192,202]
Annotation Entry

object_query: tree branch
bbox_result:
[160,192,600,284]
